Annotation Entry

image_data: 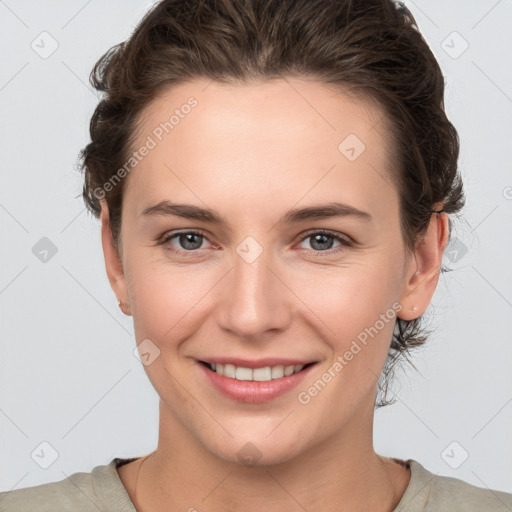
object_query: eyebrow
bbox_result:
[140,200,373,225]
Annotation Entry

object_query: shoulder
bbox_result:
[0,458,138,512]
[395,458,512,512]
[427,469,512,511]
[0,469,97,512]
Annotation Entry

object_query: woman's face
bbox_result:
[102,77,445,465]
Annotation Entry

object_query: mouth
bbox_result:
[196,356,320,403]
[199,360,317,382]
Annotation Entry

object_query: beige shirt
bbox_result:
[1,457,511,511]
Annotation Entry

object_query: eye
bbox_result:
[158,230,213,254]
[297,229,351,254]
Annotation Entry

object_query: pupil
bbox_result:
[181,233,202,250]
[312,234,332,250]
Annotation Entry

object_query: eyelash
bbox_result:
[157,229,351,257]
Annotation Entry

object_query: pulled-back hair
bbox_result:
[78,0,465,407]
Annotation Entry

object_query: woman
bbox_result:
[1,0,511,510]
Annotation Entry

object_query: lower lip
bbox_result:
[198,362,316,403]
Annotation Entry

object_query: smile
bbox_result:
[198,359,318,403]
[201,361,316,381]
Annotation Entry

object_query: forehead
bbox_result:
[125,77,398,224]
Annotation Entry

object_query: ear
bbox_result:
[100,201,131,316]
[397,208,449,321]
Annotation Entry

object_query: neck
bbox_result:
[132,400,410,512]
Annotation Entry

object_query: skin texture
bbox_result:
[101,77,449,511]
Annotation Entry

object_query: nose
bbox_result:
[215,244,293,341]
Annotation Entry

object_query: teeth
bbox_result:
[235,366,253,380]
[224,364,236,379]
[271,365,284,378]
[253,367,272,381]
[208,362,306,381]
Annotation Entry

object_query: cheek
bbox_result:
[297,260,398,333]
[126,256,216,344]
[296,262,399,383]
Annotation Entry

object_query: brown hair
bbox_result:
[78,0,465,407]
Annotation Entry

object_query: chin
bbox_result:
[211,439,304,467]
[195,423,311,468]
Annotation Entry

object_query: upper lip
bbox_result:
[199,358,317,368]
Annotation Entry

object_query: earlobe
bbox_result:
[100,202,131,316]
[397,210,449,321]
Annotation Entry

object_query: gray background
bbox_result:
[1,0,511,494]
